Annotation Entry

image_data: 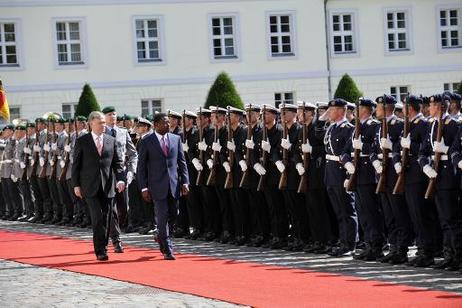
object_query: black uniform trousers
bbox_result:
[19,178,34,217]
[30,175,43,217]
[355,184,385,247]
[305,188,334,244]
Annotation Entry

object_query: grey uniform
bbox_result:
[13,137,30,217]
[0,139,5,216]
[2,137,22,217]
[36,129,53,219]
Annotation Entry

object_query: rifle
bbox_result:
[376,95,389,194]
[39,120,51,178]
[195,107,204,186]
[257,105,267,191]
[50,121,58,179]
[425,100,444,199]
[30,120,40,176]
[346,99,361,191]
[206,107,219,186]
[21,122,30,181]
[239,104,252,188]
[393,93,410,194]
[297,102,310,193]
[59,121,73,181]
[224,107,234,189]
[278,104,288,190]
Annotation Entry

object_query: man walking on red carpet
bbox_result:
[137,112,189,260]
[72,111,126,261]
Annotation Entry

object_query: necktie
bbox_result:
[161,136,169,156]
[96,136,103,156]
[112,128,117,138]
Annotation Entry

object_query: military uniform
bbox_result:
[2,127,23,219]
[13,126,31,220]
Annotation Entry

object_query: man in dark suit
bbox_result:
[72,111,126,261]
[137,112,189,260]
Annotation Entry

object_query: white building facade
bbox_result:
[0,0,461,120]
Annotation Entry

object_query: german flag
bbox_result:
[0,80,10,121]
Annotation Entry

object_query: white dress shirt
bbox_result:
[91,131,124,187]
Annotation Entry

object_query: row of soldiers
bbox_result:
[1,91,462,272]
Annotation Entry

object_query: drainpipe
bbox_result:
[323,0,332,100]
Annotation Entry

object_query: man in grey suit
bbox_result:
[138,112,189,260]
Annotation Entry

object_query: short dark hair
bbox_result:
[153,112,167,124]
[409,103,421,113]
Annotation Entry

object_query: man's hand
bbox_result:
[142,190,152,203]
[116,181,125,193]
[74,186,82,198]
[181,184,190,196]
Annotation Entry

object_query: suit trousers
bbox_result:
[153,191,178,255]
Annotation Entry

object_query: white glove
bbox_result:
[239,160,247,172]
[212,142,222,152]
[33,145,40,152]
[344,161,355,175]
[44,144,50,152]
[127,171,134,185]
[423,165,437,179]
[51,143,57,151]
[39,157,45,166]
[20,162,26,169]
[275,160,285,173]
[192,158,203,171]
[372,160,383,174]
[434,138,449,154]
[352,137,363,151]
[281,138,292,150]
[206,159,214,169]
[30,159,35,166]
[223,161,231,173]
[198,141,208,151]
[301,142,312,154]
[380,137,393,150]
[296,163,305,176]
[245,138,255,149]
[400,135,411,149]
[50,160,55,166]
[59,160,65,169]
[253,163,266,176]
[343,179,349,189]
[24,147,31,155]
[182,142,189,152]
[261,140,271,153]
[11,175,17,183]
[458,161,462,170]
[64,145,71,153]
[227,141,236,152]
[394,162,402,174]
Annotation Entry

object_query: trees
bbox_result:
[204,72,244,109]
[334,74,363,103]
[75,83,101,117]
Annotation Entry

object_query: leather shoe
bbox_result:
[164,254,176,260]
[113,242,124,253]
[97,254,109,261]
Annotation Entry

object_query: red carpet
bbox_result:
[1,230,461,308]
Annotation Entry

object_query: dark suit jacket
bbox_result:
[137,132,189,200]
[72,133,125,198]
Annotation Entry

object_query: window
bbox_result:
[62,103,77,119]
[210,16,237,59]
[444,82,460,92]
[268,13,295,57]
[390,86,409,103]
[0,22,18,66]
[274,92,294,107]
[385,10,410,52]
[9,106,20,119]
[439,8,461,49]
[331,12,356,54]
[135,18,162,62]
[55,20,84,65]
[141,99,162,116]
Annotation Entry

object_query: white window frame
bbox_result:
[274,92,295,108]
[0,18,23,71]
[62,103,77,119]
[131,15,166,67]
[328,9,360,58]
[444,82,460,92]
[383,7,413,55]
[436,4,462,53]
[207,13,241,63]
[9,105,20,119]
[52,17,88,69]
[141,99,163,116]
[266,11,297,60]
[390,86,410,103]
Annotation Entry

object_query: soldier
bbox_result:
[27,120,44,223]
[448,92,462,121]
[375,95,414,264]
[422,94,462,271]
[102,106,138,243]
[279,103,307,251]
[35,118,53,224]
[13,124,31,221]
[395,102,404,119]
[324,98,358,257]
[47,118,64,224]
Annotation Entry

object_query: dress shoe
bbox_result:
[204,232,216,241]
[328,246,354,257]
[164,254,176,260]
[363,249,384,261]
[446,259,462,271]
[28,215,42,223]
[189,230,201,240]
[124,225,139,233]
[113,242,124,253]
[411,255,435,267]
[270,237,287,250]
[219,231,232,244]
[389,252,408,264]
[432,257,453,270]
[97,254,109,261]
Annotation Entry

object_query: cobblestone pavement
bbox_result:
[1,220,462,299]
[0,259,244,308]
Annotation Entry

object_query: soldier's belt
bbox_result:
[350,153,370,158]
[377,153,393,159]
[0,160,13,164]
[432,155,448,161]
[325,154,340,162]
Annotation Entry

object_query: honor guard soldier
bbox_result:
[324,98,358,257]
[448,92,462,122]
[25,122,42,223]
[13,124,31,221]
